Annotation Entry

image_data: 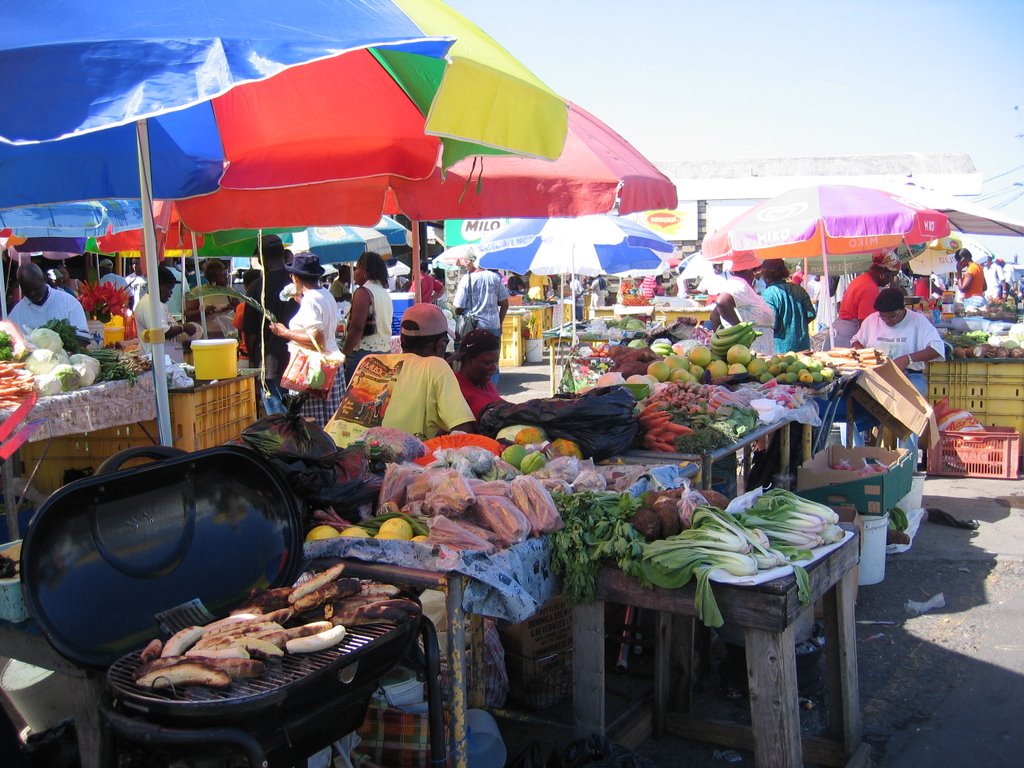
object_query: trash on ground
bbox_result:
[905,593,945,615]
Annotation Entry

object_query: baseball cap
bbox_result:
[400,303,452,337]
[871,252,901,272]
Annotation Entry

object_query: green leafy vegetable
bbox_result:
[0,331,13,362]
[185,285,277,323]
[549,491,648,606]
[39,319,87,354]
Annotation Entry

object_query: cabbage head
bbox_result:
[69,354,101,387]
[27,327,63,353]
[50,363,82,392]
[25,348,60,375]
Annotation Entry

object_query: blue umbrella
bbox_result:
[0,200,144,238]
[290,217,409,263]
[475,215,674,276]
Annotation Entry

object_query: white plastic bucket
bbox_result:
[859,512,890,586]
[466,708,506,768]
[896,472,926,513]
[0,659,74,734]
[525,338,544,363]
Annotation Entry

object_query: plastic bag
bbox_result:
[379,462,423,508]
[509,475,563,535]
[479,386,639,461]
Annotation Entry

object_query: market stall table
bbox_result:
[542,324,644,396]
[572,528,866,768]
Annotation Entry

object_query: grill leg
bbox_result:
[100,703,268,768]
[419,617,448,767]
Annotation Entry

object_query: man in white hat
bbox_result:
[98,258,129,292]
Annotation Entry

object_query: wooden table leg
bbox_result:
[745,622,802,768]
[446,576,469,768]
[823,568,862,755]
[572,600,605,738]
[668,616,696,713]
[67,671,106,768]
[652,612,671,736]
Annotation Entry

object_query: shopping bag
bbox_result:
[280,333,341,398]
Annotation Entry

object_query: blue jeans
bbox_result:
[260,378,288,415]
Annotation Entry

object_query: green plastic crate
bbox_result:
[796,446,914,516]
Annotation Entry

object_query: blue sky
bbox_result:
[449,0,1024,247]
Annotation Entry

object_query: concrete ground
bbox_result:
[495,358,1024,767]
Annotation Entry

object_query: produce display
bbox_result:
[944,325,1024,359]
[0,362,35,410]
[640,489,844,627]
[130,565,419,690]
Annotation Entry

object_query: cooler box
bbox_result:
[390,292,415,336]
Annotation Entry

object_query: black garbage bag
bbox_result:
[240,396,338,467]
[478,386,638,461]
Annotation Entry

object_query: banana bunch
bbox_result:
[710,321,760,359]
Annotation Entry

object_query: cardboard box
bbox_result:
[796,446,913,516]
[500,597,572,658]
[853,360,939,447]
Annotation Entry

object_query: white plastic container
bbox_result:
[895,472,926,514]
[859,512,890,586]
[0,659,74,734]
[524,338,544,363]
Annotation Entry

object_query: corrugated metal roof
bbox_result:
[656,152,982,200]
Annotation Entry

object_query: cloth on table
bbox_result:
[12,373,157,442]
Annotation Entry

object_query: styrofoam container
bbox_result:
[0,660,74,733]
[378,672,425,708]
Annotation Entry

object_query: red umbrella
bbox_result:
[175,101,677,230]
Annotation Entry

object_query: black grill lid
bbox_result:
[21,445,305,668]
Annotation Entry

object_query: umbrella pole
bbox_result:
[191,232,208,338]
[136,119,173,447]
[819,227,835,349]
[0,249,7,318]
[411,223,422,302]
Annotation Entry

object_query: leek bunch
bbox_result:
[737,489,845,550]
[640,504,819,628]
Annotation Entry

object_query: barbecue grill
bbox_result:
[19,445,444,767]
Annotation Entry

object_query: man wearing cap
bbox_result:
[325,303,474,447]
[133,266,200,362]
[832,251,900,348]
[8,263,89,336]
[955,248,987,309]
[98,258,128,292]
[244,235,300,414]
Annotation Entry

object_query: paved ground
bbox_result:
[495,358,1024,768]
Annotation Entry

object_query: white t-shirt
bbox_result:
[851,309,945,373]
[134,293,186,363]
[288,287,341,358]
[8,287,89,335]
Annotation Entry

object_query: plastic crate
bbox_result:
[926,427,1021,479]
[170,376,257,452]
[19,421,159,495]
[505,650,573,710]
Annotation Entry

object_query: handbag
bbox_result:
[454,272,478,342]
[280,331,341,399]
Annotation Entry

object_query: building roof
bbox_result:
[656,152,982,200]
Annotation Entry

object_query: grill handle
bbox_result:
[96,446,188,475]
[101,703,268,768]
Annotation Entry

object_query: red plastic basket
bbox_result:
[927,427,1021,479]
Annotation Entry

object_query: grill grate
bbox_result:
[108,623,394,711]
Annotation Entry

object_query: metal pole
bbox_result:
[411,223,422,302]
[135,120,173,447]
[820,227,835,349]
[191,232,207,338]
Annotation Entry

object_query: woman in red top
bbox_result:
[452,329,506,419]
[832,251,900,348]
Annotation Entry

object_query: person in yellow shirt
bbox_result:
[526,271,550,301]
[326,303,475,446]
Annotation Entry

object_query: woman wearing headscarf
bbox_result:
[708,250,775,355]
[269,253,344,426]
[184,259,238,338]
[760,259,817,353]
[341,251,393,383]
[451,328,507,419]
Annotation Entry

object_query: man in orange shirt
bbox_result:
[831,251,900,347]
[956,248,987,309]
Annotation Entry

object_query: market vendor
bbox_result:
[452,328,507,419]
[760,258,816,353]
[851,288,944,395]
[8,263,89,336]
[956,248,987,309]
[184,259,239,338]
[832,251,900,348]
[708,250,775,355]
[134,266,201,363]
[325,302,475,446]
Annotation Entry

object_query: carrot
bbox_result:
[638,402,668,418]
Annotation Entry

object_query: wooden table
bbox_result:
[572,530,868,768]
